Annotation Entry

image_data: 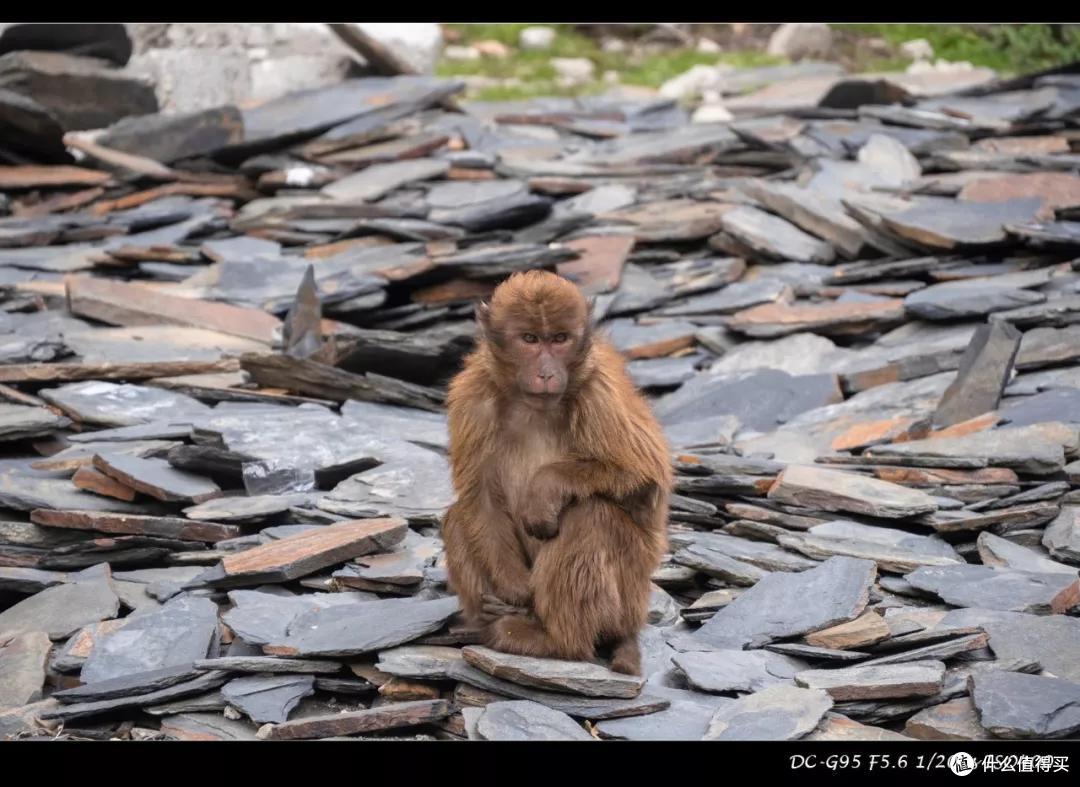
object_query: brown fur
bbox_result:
[441,270,671,675]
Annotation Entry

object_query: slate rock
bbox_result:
[475,700,592,741]
[221,589,373,647]
[978,531,1076,574]
[79,596,219,684]
[51,619,126,674]
[727,300,905,339]
[1017,325,1080,370]
[922,503,1063,536]
[446,661,669,721]
[866,423,1076,475]
[96,105,243,163]
[805,611,892,650]
[258,698,452,740]
[322,158,449,202]
[159,712,259,741]
[904,696,992,740]
[936,608,1080,681]
[1043,507,1080,564]
[38,381,211,428]
[628,355,701,390]
[933,321,1021,429]
[656,368,842,432]
[669,531,816,574]
[694,556,876,649]
[0,50,157,131]
[971,670,1080,739]
[0,698,59,740]
[375,645,464,679]
[0,631,50,709]
[877,196,1043,250]
[595,696,722,741]
[1000,388,1080,428]
[673,649,804,694]
[763,643,870,663]
[0,403,69,441]
[0,567,67,594]
[716,205,836,264]
[795,660,945,700]
[779,520,962,575]
[904,564,1079,614]
[144,691,226,718]
[182,494,311,523]
[769,465,938,519]
[92,454,220,504]
[426,180,551,231]
[52,663,203,703]
[672,545,768,586]
[656,278,792,318]
[703,684,833,741]
[905,279,1048,321]
[807,712,915,741]
[40,671,230,723]
[463,646,644,699]
[741,180,870,259]
[221,674,316,725]
[194,657,342,674]
[0,23,132,66]
[266,596,460,657]
[0,573,119,640]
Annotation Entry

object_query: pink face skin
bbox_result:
[510,328,576,398]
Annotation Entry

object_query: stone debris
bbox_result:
[1,22,1080,743]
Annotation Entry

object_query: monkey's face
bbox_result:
[506,323,580,398]
[478,270,593,402]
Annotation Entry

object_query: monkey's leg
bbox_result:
[609,636,642,676]
[442,500,533,628]
[489,498,654,669]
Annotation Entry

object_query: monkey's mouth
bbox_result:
[524,377,565,396]
[521,389,565,407]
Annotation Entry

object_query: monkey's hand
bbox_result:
[479,594,532,624]
[518,466,569,540]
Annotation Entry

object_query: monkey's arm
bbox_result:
[518,359,671,540]
[518,458,662,539]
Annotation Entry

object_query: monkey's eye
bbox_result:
[553,333,569,344]
[522,333,539,344]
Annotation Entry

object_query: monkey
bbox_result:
[440,269,671,675]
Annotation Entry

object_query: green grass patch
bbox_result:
[438,23,786,100]
[620,49,784,87]
[833,23,1080,75]
[438,23,1080,101]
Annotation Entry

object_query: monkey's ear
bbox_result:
[586,296,601,330]
[475,300,492,336]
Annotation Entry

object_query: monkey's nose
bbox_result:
[537,370,555,380]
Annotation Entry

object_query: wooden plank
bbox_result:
[29,509,240,543]
[65,276,281,344]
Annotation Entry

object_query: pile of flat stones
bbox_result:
[1,25,1079,740]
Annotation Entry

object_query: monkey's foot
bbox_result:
[479,594,531,624]
[488,615,600,664]
[609,636,642,676]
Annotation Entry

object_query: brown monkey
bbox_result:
[440,269,671,675]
